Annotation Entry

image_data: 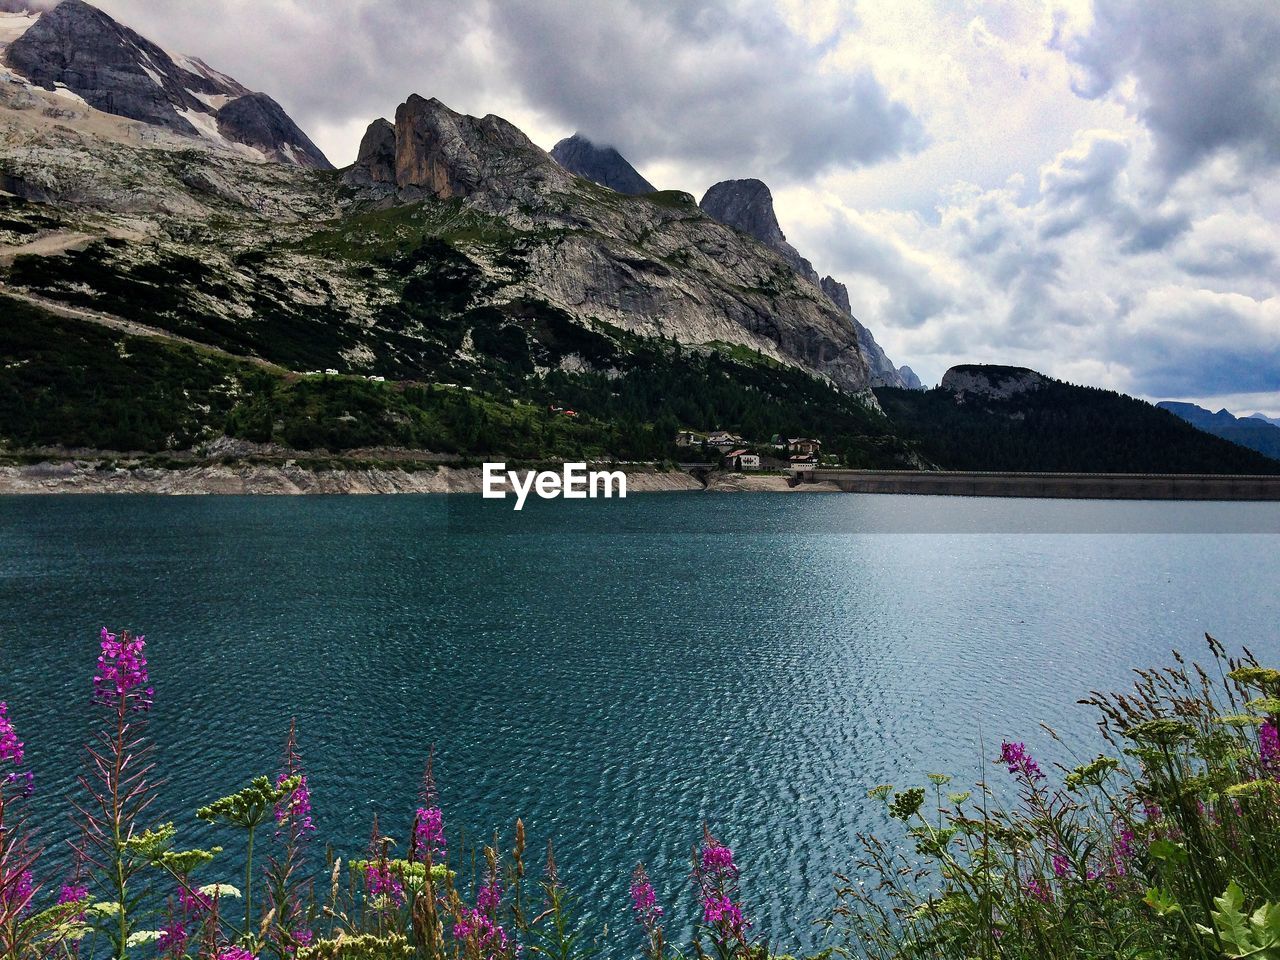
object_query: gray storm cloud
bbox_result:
[1056,0,1280,178]
[90,0,923,183]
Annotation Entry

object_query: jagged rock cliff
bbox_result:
[818,274,908,389]
[898,365,923,390]
[549,133,656,195]
[699,178,819,284]
[1,0,330,168]
[389,94,570,204]
[700,176,911,389]
[344,95,875,392]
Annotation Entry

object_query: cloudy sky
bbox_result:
[93,0,1280,414]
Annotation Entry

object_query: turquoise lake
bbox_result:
[2,492,1279,949]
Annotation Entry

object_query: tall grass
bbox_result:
[2,629,1279,959]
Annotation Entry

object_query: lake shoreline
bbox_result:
[0,458,842,495]
[3,459,1276,498]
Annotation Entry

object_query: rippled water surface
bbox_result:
[2,493,1279,948]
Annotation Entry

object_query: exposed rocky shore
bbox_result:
[0,459,706,495]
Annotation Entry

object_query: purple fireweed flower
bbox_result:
[364,861,405,906]
[630,877,662,918]
[1024,877,1052,903]
[414,806,446,861]
[476,882,502,914]
[1110,828,1135,877]
[289,929,314,952]
[1261,718,1280,776]
[631,862,665,956]
[453,907,510,956]
[93,629,153,711]
[701,843,736,876]
[274,773,315,836]
[998,742,1045,782]
[178,884,212,914]
[1,870,33,915]
[215,948,257,960]
[58,883,88,905]
[0,702,22,766]
[702,893,747,935]
[1052,854,1071,878]
[57,883,89,921]
[157,918,189,955]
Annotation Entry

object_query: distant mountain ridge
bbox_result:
[0,0,329,167]
[1157,401,1280,461]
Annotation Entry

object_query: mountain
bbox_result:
[700,178,818,282]
[875,366,1280,474]
[337,95,875,392]
[549,133,655,195]
[1157,401,1280,461]
[0,9,922,474]
[898,365,923,390]
[1249,412,1280,428]
[698,177,911,390]
[818,275,910,389]
[0,0,329,168]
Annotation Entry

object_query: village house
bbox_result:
[722,449,761,471]
[674,430,706,447]
[707,430,744,450]
[788,453,820,472]
[785,437,822,456]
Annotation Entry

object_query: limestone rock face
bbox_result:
[941,365,1046,400]
[699,178,819,284]
[820,275,852,314]
[352,118,396,184]
[343,94,873,392]
[898,365,924,390]
[215,93,331,169]
[391,94,571,201]
[819,274,908,389]
[3,0,331,168]
[549,133,655,195]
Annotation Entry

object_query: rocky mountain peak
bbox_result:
[699,178,819,286]
[1,0,330,168]
[549,133,655,195]
[214,92,330,169]
[351,117,396,185]
[898,365,924,390]
[348,94,572,203]
[942,365,1046,400]
[819,275,852,315]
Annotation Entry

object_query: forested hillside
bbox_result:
[876,377,1280,474]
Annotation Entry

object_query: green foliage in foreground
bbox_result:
[876,380,1280,474]
[827,637,1280,959]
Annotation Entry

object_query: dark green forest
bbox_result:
[876,379,1280,474]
